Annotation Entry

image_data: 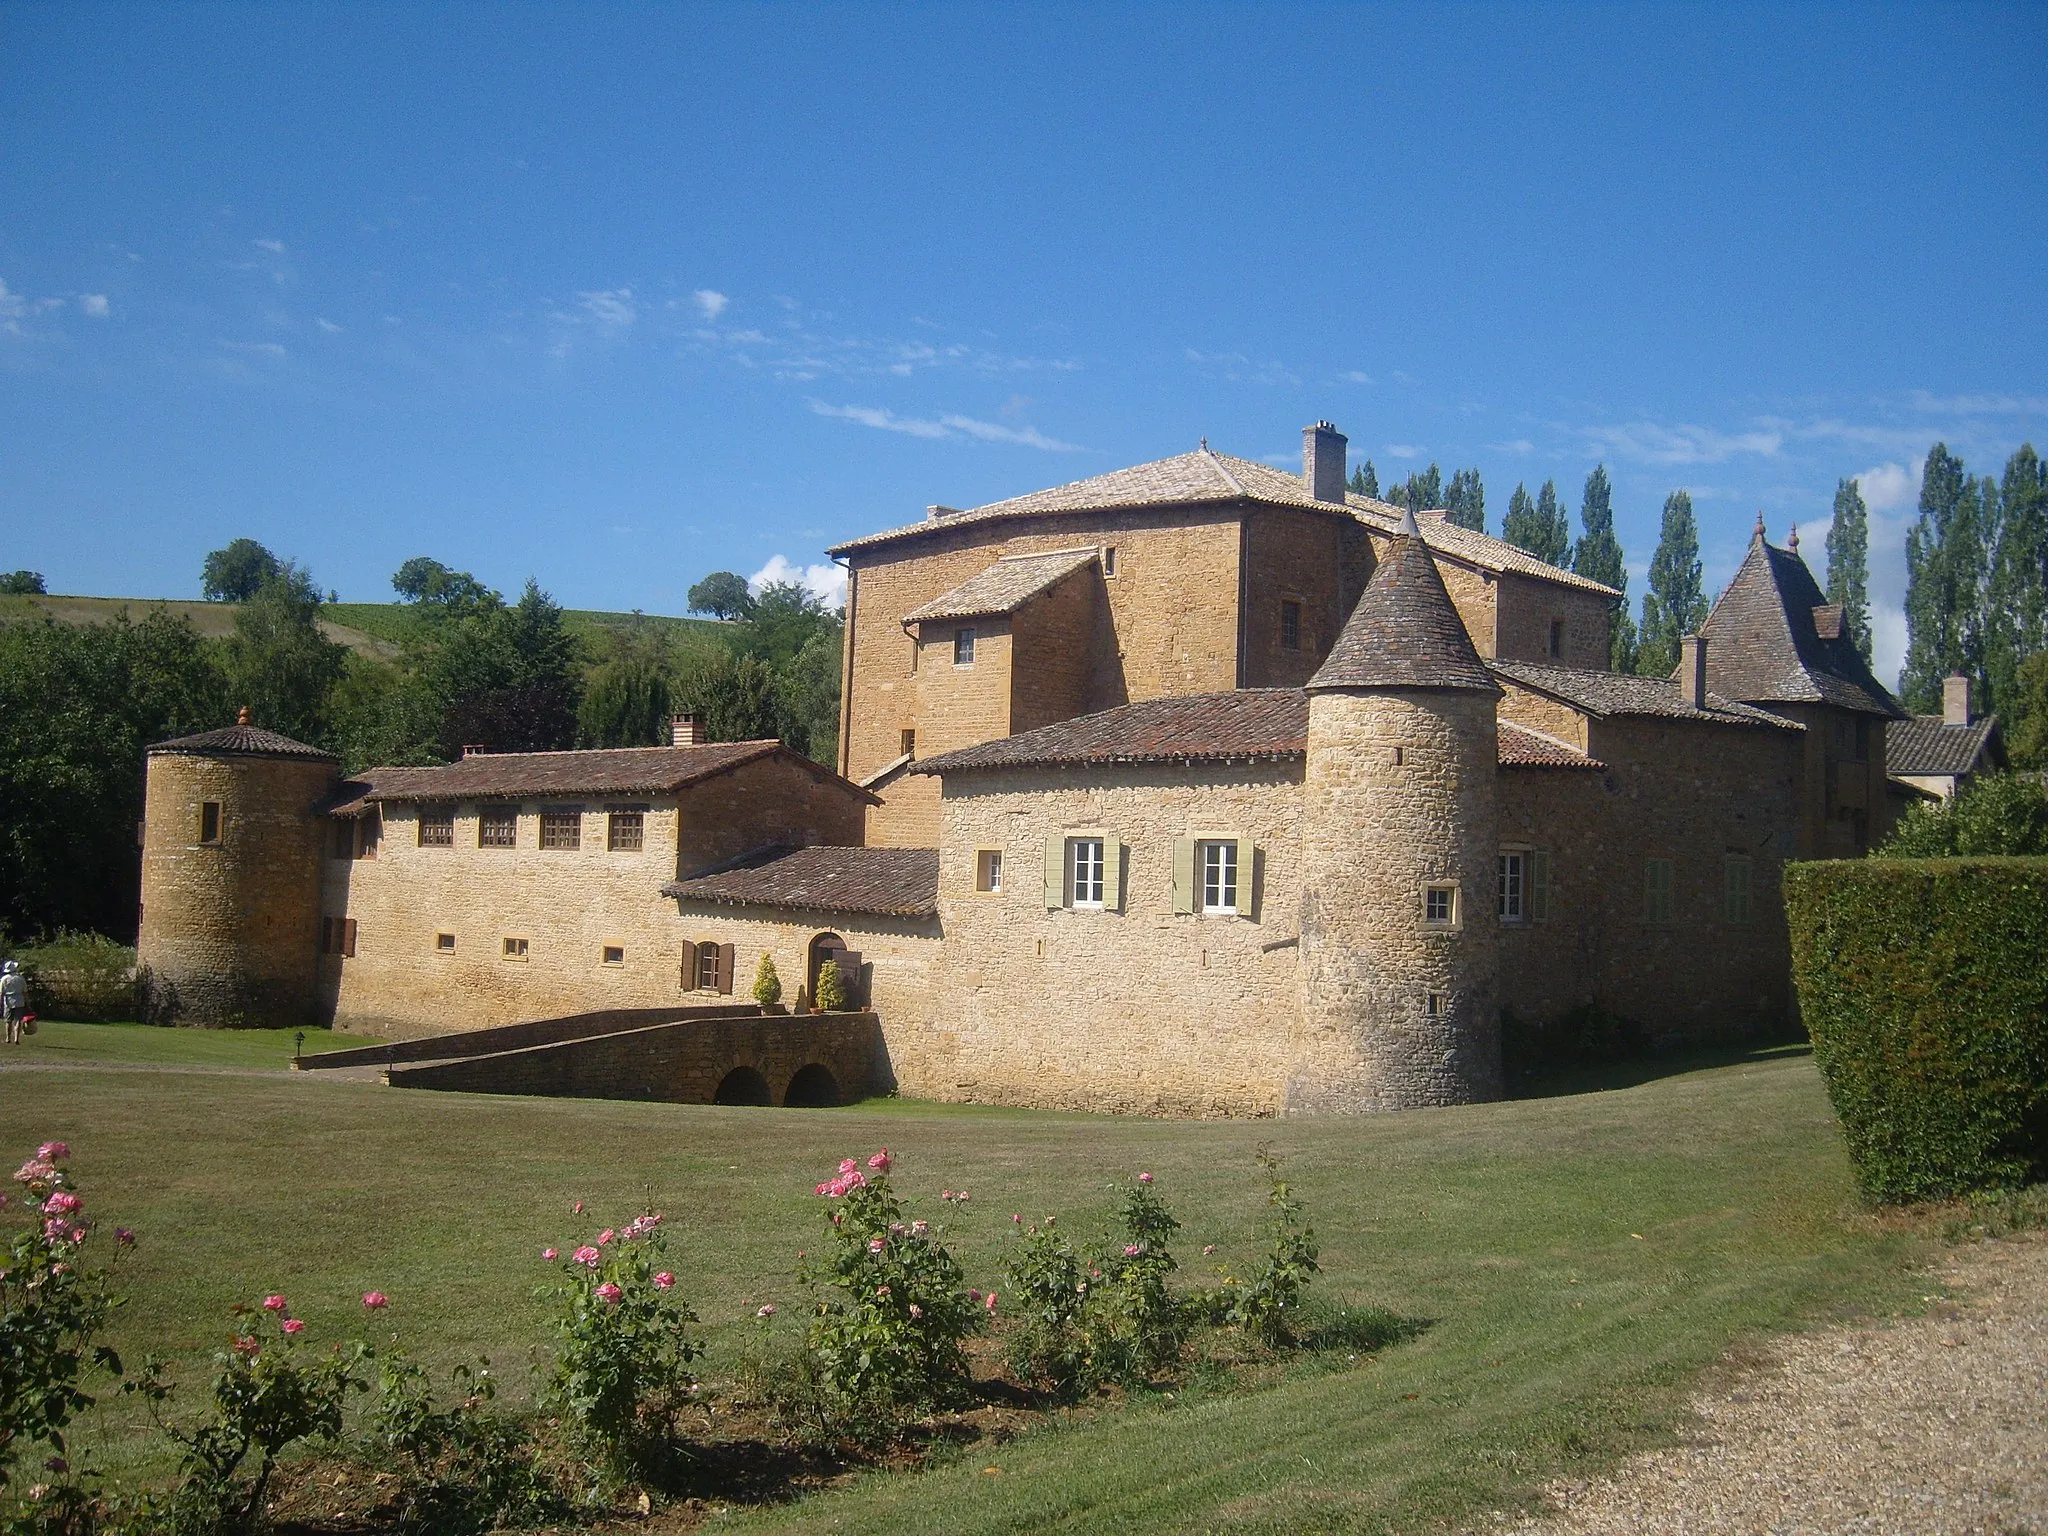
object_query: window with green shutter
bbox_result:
[1723,855,1753,924]
[1643,857,1674,925]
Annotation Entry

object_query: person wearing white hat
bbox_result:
[1,960,27,1045]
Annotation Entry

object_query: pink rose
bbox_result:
[115,1228,135,1247]
[875,1284,890,1297]
[838,1159,859,1176]
[867,1149,892,1173]
[595,1282,623,1304]
[36,1142,68,1161]
[1202,1244,1216,1256]
[756,1303,776,1318]
[573,1245,602,1267]
[654,1272,675,1290]
[1124,1245,1142,1257]
[984,1291,998,1313]
[573,1200,584,1214]
[868,1235,886,1253]
[910,1220,928,1237]
[361,1292,388,1309]
[968,1289,982,1302]
[1137,1172,1153,1184]
[1011,1213,1021,1224]
[261,1295,287,1312]
[542,1247,558,1260]
[41,1191,80,1216]
[14,1160,56,1185]
[281,1318,305,1335]
[598,1229,615,1246]
[231,1336,260,1357]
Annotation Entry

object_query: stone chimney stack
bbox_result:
[1943,673,1971,727]
[1303,421,1347,504]
[1680,635,1708,709]
[671,712,706,747]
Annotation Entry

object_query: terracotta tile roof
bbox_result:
[1310,517,1500,693]
[1497,721,1604,769]
[324,741,868,812]
[1886,714,2004,777]
[147,723,338,762]
[827,446,1619,596]
[1491,659,1804,730]
[902,548,1099,624]
[663,846,939,918]
[1698,534,1905,717]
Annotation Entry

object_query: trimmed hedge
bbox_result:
[1785,857,2048,1202]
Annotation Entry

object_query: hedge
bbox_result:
[1784,857,2048,1203]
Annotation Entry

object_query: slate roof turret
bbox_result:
[1307,510,1500,694]
[148,711,338,763]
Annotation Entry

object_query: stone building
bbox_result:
[138,420,1899,1116]
[1886,674,2005,800]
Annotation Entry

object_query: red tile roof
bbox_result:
[1497,721,1604,769]
[148,723,338,761]
[664,846,939,918]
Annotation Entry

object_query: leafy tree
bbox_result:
[672,648,781,743]
[777,628,844,763]
[687,571,755,622]
[392,556,493,612]
[1571,465,1636,671]
[0,609,229,938]
[752,953,782,1008]
[201,539,283,602]
[223,563,347,744]
[2008,651,2048,769]
[1394,463,1443,515]
[1348,462,1379,498]
[1985,444,2047,717]
[1825,478,1873,663]
[1638,490,1707,678]
[1879,773,2048,857]
[1444,468,1485,532]
[739,581,839,668]
[1902,444,1991,713]
[323,653,445,773]
[0,571,46,595]
[578,652,674,748]
[1504,481,1570,567]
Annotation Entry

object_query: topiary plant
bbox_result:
[752,953,782,1009]
[813,959,846,1013]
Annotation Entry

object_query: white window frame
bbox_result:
[1197,839,1238,915]
[975,847,1003,894]
[1069,837,1105,909]
[953,626,976,667]
[1423,882,1460,929]
[1498,848,1528,923]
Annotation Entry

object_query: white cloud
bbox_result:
[1853,460,1921,515]
[1581,421,1784,466]
[809,401,949,438]
[0,277,63,334]
[1340,370,1373,385]
[749,553,847,607]
[315,317,343,333]
[80,294,110,319]
[1906,389,2048,417]
[255,238,286,253]
[693,289,729,320]
[1385,444,1423,460]
[1490,438,1536,455]
[577,288,636,330]
[807,400,1077,450]
[217,339,288,357]
[938,414,1078,451]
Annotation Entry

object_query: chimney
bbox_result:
[1303,421,1347,504]
[670,712,706,747]
[460,743,486,758]
[1679,634,1708,709]
[1943,673,1970,727]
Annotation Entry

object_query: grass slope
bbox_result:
[1,1028,1929,1533]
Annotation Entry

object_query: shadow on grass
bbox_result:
[1509,1038,1813,1102]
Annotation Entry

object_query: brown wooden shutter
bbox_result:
[680,940,698,991]
[838,950,864,1007]
[718,943,736,995]
[342,918,358,958]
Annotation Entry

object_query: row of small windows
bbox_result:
[1015,835,1256,917]
[321,924,631,967]
[331,806,647,858]
[1487,850,1753,928]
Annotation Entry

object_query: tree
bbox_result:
[223,564,347,744]
[1348,462,1379,498]
[1880,773,2048,857]
[2008,651,2048,769]
[1638,490,1707,678]
[1504,481,1569,567]
[752,953,783,1008]
[1571,465,1636,671]
[1901,444,1991,713]
[1985,444,2047,717]
[672,648,781,743]
[392,556,492,612]
[1399,463,1443,514]
[1825,478,1872,663]
[813,957,847,1012]
[687,571,756,622]
[1444,469,1485,532]
[322,653,445,773]
[0,571,46,595]
[201,539,283,602]
[578,652,674,748]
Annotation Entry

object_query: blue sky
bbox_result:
[3,3,2044,681]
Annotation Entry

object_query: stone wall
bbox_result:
[1239,506,1376,688]
[1010,567,1105,732]
[138,751,337,1028]
[1493,573,1615,669]
[676,751,867,876]
[924,761,1304,1116]
[1496,680,1594,752]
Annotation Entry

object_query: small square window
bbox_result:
[1424,883,1459,927]
[1280,600,1302,651]
[198,801,222,844]
[1102,545,1118,576]
[607,811,644,852]
[325,917,357,958]
[1426,991,1447,1017]
[954,627,976,667]
[1198,840,1239,914]
[1643,858,1675,926]
[976,848,1003,893]
[478,808,518,848]
[540,810,581,851]
[601,944,625,966]
[435,932,455,953]
[502,937,529,961]
[1498,850,1526,922]
[1069,837,1105,908]
[418,807,454,847]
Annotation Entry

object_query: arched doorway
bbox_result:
[807,932,845,1000]
[712,1065,772,1106]
[784,1063,840,1108]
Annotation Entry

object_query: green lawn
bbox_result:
[1,1030,1935,1533]
[10,1019,356,1071]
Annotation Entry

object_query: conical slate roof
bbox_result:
[148,709,337,762]
[1308,511,1499,694]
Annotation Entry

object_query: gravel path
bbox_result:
[1499,1233,2048,1536]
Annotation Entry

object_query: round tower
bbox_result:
[1287,510,1503,1112]
[137,710,340,1027]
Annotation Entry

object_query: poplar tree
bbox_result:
[1985,444,2047,717]
[1637,490,1707,678]
[1348,462,1379,498]
[1571,465,1636,671]
[1503,483,1539,554]
[1901,443,1990,713]
[1412,463,1443,513]
[1502,481,1569,566]
[1824,478,1872,662]
[1444,468,1485,532]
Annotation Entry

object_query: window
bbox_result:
[502,937,529,961]
[356,811,381,859]
[697,944,720,991]
[1102,545,1118,576]
[540,810,581,851]
[1280,600,1302,651]
[601,944,625,966]
[976,848,1003,893]
[478,808,518,848]
[1070,837,1105,908]
[1498,850,1526,921]
[1424,883,1459,927]
[953,627,976,667]
[1643,858,1674,925]
[901,728,916,759]
[322,918,358,958]
[1548,620,1565,659]
[1723,855,1753,924]
[198,801,222,845]
[607,810,644,852]
[418,807,454,847]
[435,932,455,954]
[1426,991,1447,1017]
[909,634,919,673]
[1199,840,1239,914]
[1530,848,1552,923]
